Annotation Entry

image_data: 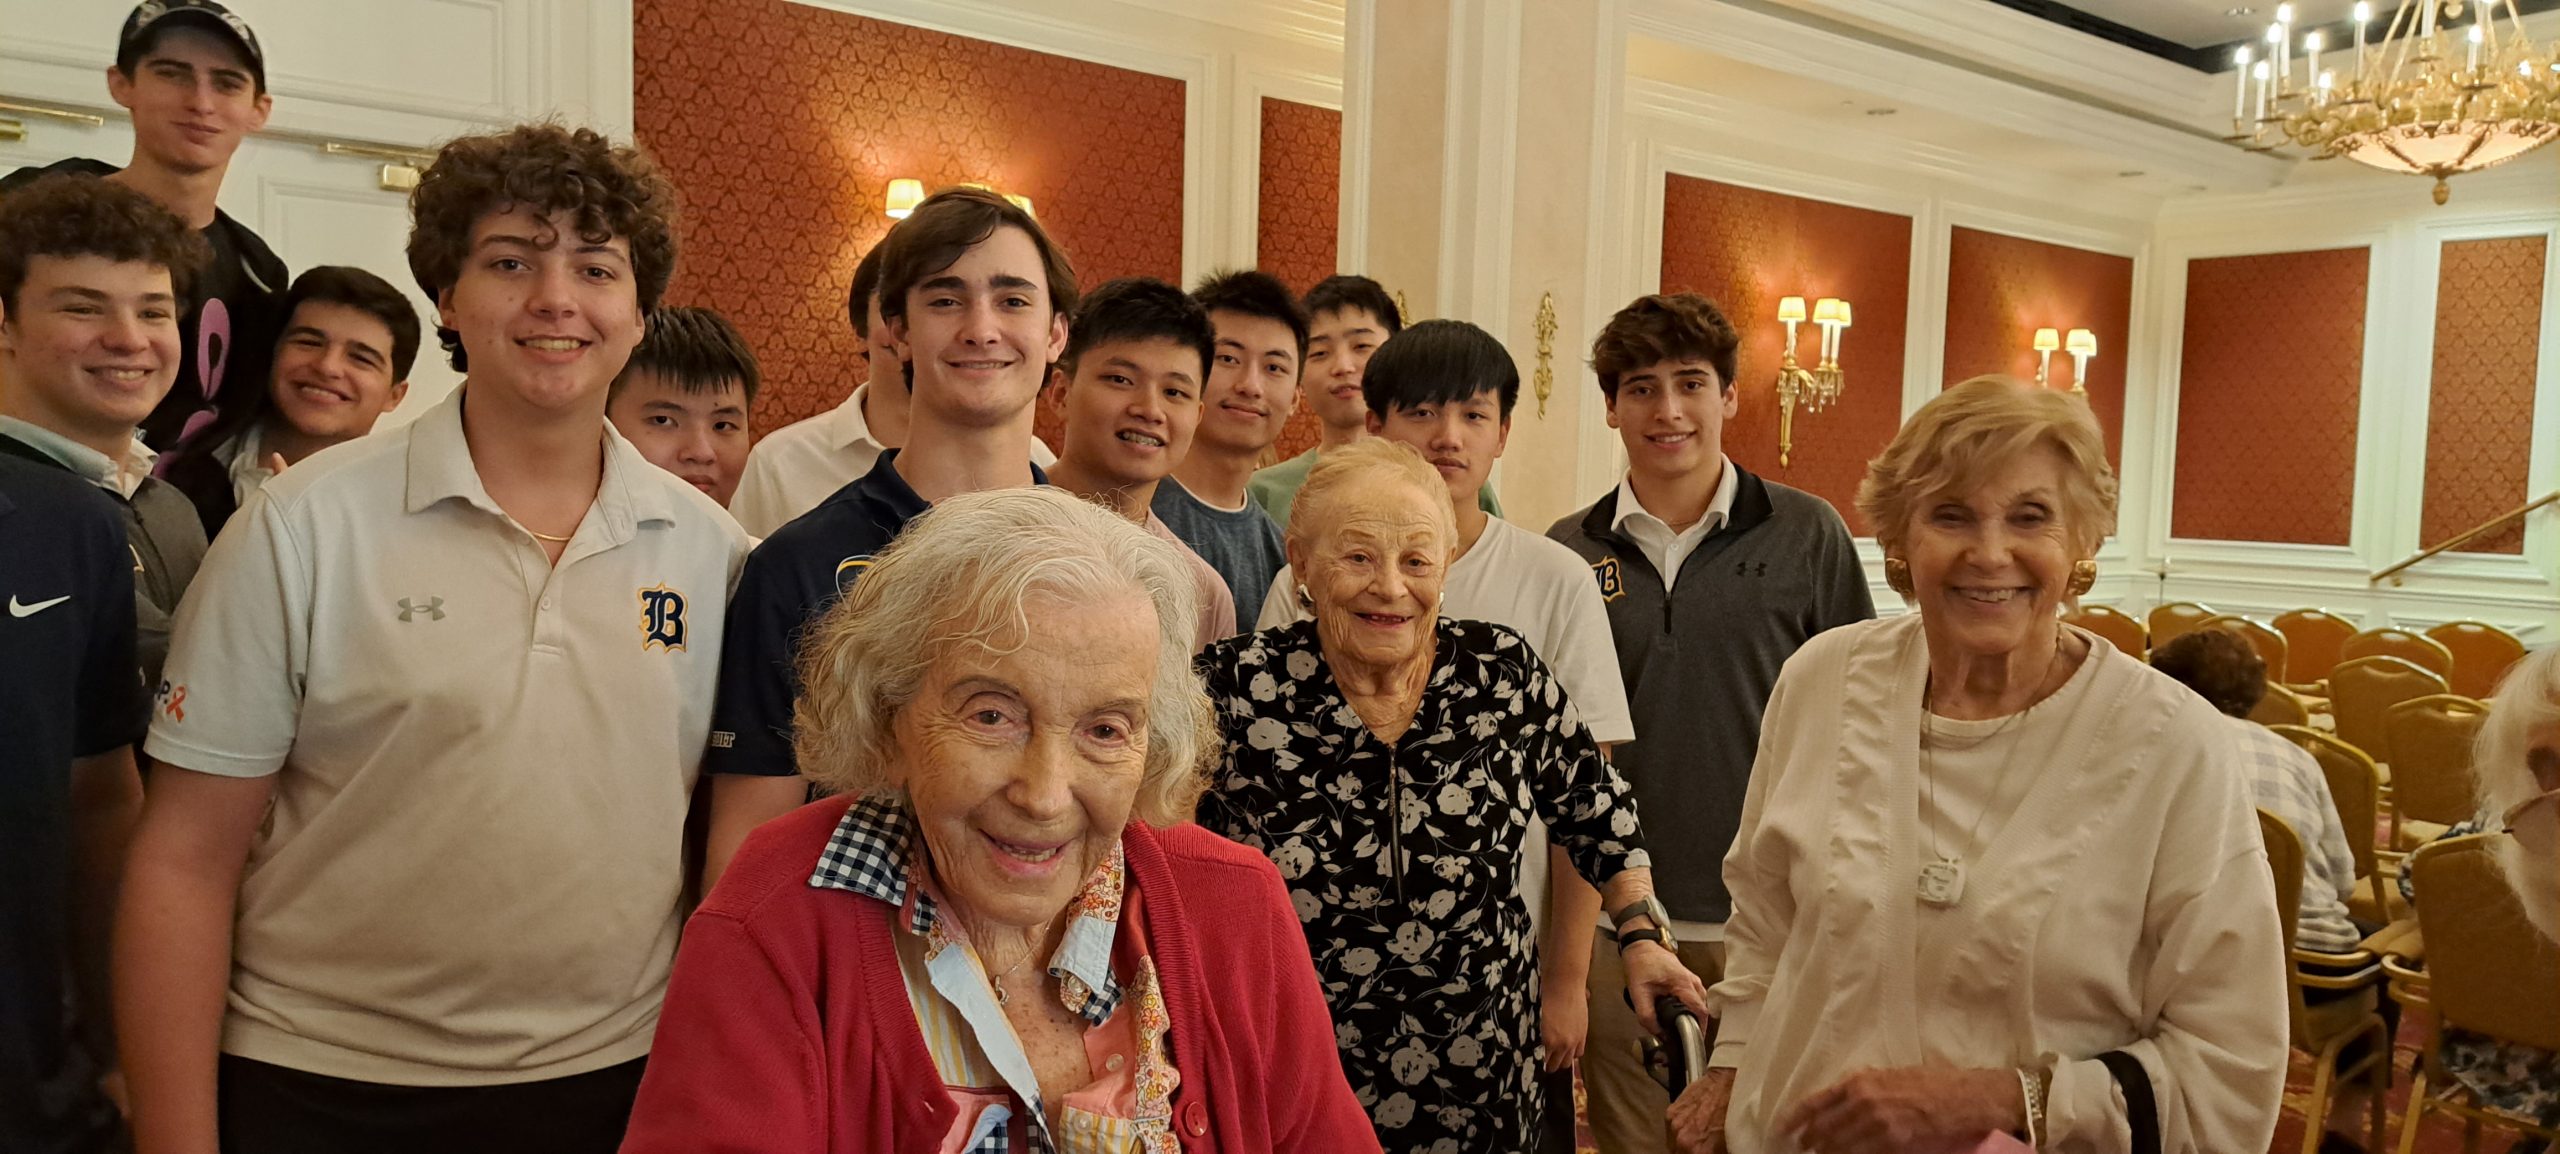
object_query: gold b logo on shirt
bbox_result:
[639,585,687,651]
[1591,556,1626,603]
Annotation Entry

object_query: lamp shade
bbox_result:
[2065,328,2098,357]
[1824,298,1851,328]
[884,178,925,220]
[1005,193,1035,217]
[2033,327,2062,352]
[1777,295,1808,324]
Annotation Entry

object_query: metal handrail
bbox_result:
[2371,490,2560,585]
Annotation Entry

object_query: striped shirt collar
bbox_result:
[812,794,1126,1026]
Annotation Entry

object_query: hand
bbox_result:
[1540,972,1588,1072]
[1670,1066,1736,1153]
[1779,1066,2024,1154]
[263,452,289,477]
[1619,938,1710,1039]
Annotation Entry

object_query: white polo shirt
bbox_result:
[729,382,1055,537]
[145,386,749,1086]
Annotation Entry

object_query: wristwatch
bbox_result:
[1612,895,1677,953]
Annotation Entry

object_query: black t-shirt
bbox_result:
[0,455,143,1153]
[0,158,289,452]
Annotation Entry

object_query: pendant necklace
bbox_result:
[987,949,1035,1006]
[1917,628,2066,908]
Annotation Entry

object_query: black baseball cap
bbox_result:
[117,1,267,92]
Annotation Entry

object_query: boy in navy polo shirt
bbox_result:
[0,455,145,1154]
[701,186,1080,891]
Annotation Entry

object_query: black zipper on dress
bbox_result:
[1388,745,1405,908]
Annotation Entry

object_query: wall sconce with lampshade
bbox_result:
[883,178,1036,220]
[1774,295,1850,467]
[2030,326,2098,393]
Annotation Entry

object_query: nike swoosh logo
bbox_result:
[9,594,70,617]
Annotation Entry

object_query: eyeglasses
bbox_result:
[2502,786,2560,833]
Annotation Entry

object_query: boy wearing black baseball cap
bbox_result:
[0,1,289,454]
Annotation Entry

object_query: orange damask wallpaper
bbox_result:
[2171,247,2370,546]
[633,0,1186,447]
[1258,96,1342,464]
[1660,174,1911,535]
[2423,235,2545,556]
[1942,227,2133,470]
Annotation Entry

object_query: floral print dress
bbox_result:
[1195,619,1650,1154]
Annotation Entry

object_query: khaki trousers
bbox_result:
[1582,935,1725,1154]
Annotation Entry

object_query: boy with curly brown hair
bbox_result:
[115,124,748,1154]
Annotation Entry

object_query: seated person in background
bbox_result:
[160,265,419,536]
[2152,627,2385,1154]
[1247,274,1504,527]
[0,172,210,692]
[604,304,758,508]
[1039,275,1236,648]
[1153,270,1300,618]
[622,487,1378,1152]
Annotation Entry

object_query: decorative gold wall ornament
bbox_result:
[1772,295,1850,467]
[1393,288,1412,324]
[2224,0,2560,203]
[1532,291,1558,418]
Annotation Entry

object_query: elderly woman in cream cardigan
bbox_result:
[1671,377,2286,1154]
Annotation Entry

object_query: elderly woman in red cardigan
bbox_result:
[621,487,1376,1153]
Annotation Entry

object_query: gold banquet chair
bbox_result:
[2342,628,2456,682]
[2276,608,2360,694]
[2329,656,2450,773]
[2382,694,2487,851]
[2259,809,2393,1154]
[2424,620,2527,701]
[2254,683,2315,728]
[2202,613,2292,678]
[2147,601,2217,650]
[2382,833,2560,1154]
[2270,725,2405,924]
[2065,604,2147,659]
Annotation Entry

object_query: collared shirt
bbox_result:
[1609,455,1736,594]
[729,385,1056,537]
[813,795,1179,1153]
[2233,717,2361,952]
[144,386,750,1084]
[214,420,275,511]
[0,415,156,500]
[709,450,1049,777]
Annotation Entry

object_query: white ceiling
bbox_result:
[2058,0,2298,49]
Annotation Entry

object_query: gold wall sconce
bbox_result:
[2031,326,2098,393]
[1773,295,1850,467]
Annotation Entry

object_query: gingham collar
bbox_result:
[812,795,1127,1026]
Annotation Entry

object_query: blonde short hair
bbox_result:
[792,487,1214,827]
[2475,643,2560,940]
[1286,437,1458,554]
[1857,375,2118,556]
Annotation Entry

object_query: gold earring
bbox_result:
[2067,559,2098,598]
[1884,558,1913,597]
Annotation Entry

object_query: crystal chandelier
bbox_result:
[2224,1,2560,203]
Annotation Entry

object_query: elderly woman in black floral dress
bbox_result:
[1195,439,1709,1153]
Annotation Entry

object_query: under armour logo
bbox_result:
[397,597,446,622]
[1734,560,1768,578]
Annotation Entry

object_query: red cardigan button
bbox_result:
[1182,1099,1208,1136]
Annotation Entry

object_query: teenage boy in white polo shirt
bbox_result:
[115,124,748,1154]
[701,186,1076,892]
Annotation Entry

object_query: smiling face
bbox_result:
[1370,390,1509,511]
[1195,309,1300,457]
[606,370,750,504]
[107,27,270,178]
[892,590,1160,937]
[0,254,181,455]
[888,225,1068,432]
[268,300,408,444]
[1055,336,1205,492]
[1294,479,1450,676]
[1606,356,1732,482]
[1303,307,1387,434]
[434,206,644,416]
[1898,443,2083,664]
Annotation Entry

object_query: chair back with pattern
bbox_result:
[2272,725,2381,887]
[2407,833,2560,1052]
[2341,628,2455,679]
[2148,601,2217,649]
[2384,694,2487,827]
[2201,613,2290,678]
[2274,609,2359,686]
[2066,604,2147,658]
[2328,655,2449,762]
[2251,683,2312,727]
[2424,621,2527,699]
